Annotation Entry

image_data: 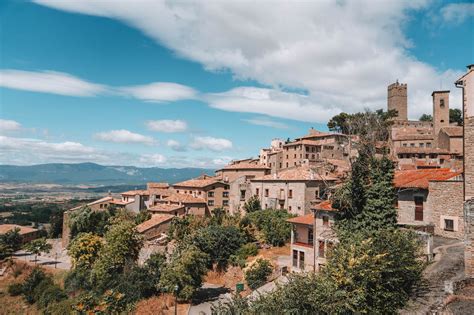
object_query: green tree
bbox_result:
[243,195,261,213]
[0,227,22,259]
[419,113,433,122]
[92,218,143,287]
[327,112,352,134]
[193,225,245,271]
[68,206,112,240]
[48,208,65,238]
[67,232,103,269]
[23,238,52,265]
[245,259,273,290]
[134,210,151,225]
[450,108,463,126]
[159,245,209,300]
[247,209,294,246]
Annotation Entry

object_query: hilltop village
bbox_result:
[1,65,474,313]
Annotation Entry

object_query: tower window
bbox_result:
[440,99,445,108]
[440,120,445,123]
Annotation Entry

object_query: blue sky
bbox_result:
[0,0,472,167]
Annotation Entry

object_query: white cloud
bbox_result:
[34,0,463,121]
[139,153,167,166]
[94,129,155,145]
[242,117,289,129]
[190,136,233,152]
[0,119,22,132]
[146,119,188,132]
[441,3,474,24]
[121,82,197,102]
[166,139,187,152]
[0,69,106,97]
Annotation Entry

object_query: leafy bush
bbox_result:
[243,195,261,213]
[236,243,258,258]
[64,266,93,293]
[36,282,67,309]
[68,232,103,268]
[245,259,273,290]
[22,268,47,304]
[192,225,245,270]
[247,209,294,246]
[8,283,23,296]
[135,210,151,225]
[68,206,112,240]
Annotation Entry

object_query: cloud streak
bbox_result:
[94,129,155,145]
[190,136,233,152]
[146,119,188,132]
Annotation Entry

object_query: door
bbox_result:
[414,196,423,221]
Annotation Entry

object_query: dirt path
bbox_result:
[401,237,465,314]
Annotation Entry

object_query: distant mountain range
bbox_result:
[0,163,215,185]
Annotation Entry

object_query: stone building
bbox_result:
[136,214,174,241]
[0,224,41,244]
[249,165,337,216]
[388,81,408,120]
[288,201,337,272]
[394,168,464,239]
[456,64,474,277]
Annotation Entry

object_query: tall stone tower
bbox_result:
[456,64,474,278]
[387,81,408,120]
[432,90,450,139]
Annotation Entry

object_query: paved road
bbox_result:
[13,250,71,270]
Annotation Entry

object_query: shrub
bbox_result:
[245,259,273,290]
[236,243,258,258]
[8,283,23,296]
[68,206,112,239]
[36,282,67,309]
[67,232,103,268]
[247,209,294,246]
[22,268,47,304]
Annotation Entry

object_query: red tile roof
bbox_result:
[287,214,313,225]
[148,204,185,212]
[0,224,38,235]
[252,165,337,182]
[394,168,462,189]
[440,126,463,137]
[164,193,206,204]
[173,175,222,188]
[136,214,174,233]
[147,182,170,189]
[312,200,336,212]
[220,162,270,170]
[121,189,150,196]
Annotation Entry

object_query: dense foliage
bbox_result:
[450,108,463,126]
[68,206,114,239]
[23,238,52,263]
[243,195,261,213]
[0,227,22,259]
[67,232,103,269]
[246,209,294,246]
[245,259,273,290]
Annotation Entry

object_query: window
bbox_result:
[414,196,424,221]
[294,154,296,158]
[308,228,314,246]
[299,251,305,269]
[286,163,289,168]
[256,188,260,195]
[441,119,445,123]
[293,250,298,267]
[289,206,292,211]
[265,189,269,197]
[322,215,329,226]
[223,200,229,206]
[440,99,445,108]
[410,143,415,147]
[240,190,246,201]
[427,143,432,148]
[403,143,407,147]
[208,200,214,206]
[289,189,293,198]
[208,191,214,197]
[444,219,454,231]
[286,155,289,159]
[419,143,424,148]
[306,154,309,159]
[265,203,268,209]
[279,163,282,168]
[223,191,229,198]
[318,240,325,258]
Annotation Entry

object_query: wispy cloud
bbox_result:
[0,119,22,132]
[146,119,188,133]
[243,116,289,129]
[190,136,233,152]
[139,153,167,166]
[94,129,155,145]
[167,139,187,152]
[121,82,197,102]
[0,69,106,97]
[441,3,474,24]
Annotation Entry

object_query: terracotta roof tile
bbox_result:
[136,214,174,233]
[147,182,170,189]
[394,168,462,189]
[312,200,336,212]
[252,165,337,182]
[0,224,38,235]
[173,175,222,188]
[287,214,313,225]
[164,193,206,204]
[148,204,185,212]
[440,126,463,137]
[121,189,150,196]
[220,162,270,170]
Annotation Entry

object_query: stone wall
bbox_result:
[397,189,430,224]
[465,117,474,200]
[428,180,464,239]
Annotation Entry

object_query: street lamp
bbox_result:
[174,284,179,315]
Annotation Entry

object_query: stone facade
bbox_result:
[397,189,430,225]
[432,91,450,144]
[428,180,464,239]
[388,81,408,120]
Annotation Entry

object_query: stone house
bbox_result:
[394,168,464,239]
[250,165,337,216]
[172,175,230,211]
[136,214,174,241]
[0,224,41,244]
[287,201,337,272]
